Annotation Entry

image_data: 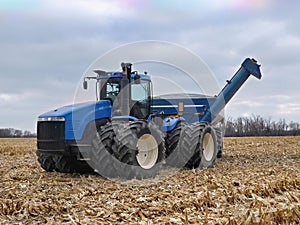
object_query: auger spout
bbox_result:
[202,58,262,122]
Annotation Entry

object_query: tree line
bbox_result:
[0,128,36,138]
[0,115,299,138]
[224,115,300,137]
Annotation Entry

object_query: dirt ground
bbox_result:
[0,137,299,224]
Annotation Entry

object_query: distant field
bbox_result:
[0,137,299,224]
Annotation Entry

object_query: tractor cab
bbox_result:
[83,63,152,119]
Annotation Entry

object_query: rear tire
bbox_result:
[165,121,187,167]
[179,122,218,169]
[181,122,207,169]
[90,122,123,178]
[113,120,165,179]
[199,125,218,169]
[215,127,223,158]
[91,120,165,179]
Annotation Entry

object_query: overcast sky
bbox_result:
[1,0,300,132]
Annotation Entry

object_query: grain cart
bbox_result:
[36,58,262,179]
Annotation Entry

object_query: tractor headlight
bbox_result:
[38,117,65,122]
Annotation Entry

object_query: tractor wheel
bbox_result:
[37,153,56,172]
[89,122,122,178]
[53,155,94,174]
[91,120,165,179]
[215,127,223,158]
[113,120,165,179]
[165,121,189,167]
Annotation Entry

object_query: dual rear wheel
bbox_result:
[89,120,165,179]
[165,122,219,169]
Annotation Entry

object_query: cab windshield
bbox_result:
[99,78,151,119]
[131,80,151,119]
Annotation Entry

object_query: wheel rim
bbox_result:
[136,134,159,169]
[202,132,215,161]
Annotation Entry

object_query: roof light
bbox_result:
[113,72,124,76]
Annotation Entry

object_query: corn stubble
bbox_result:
[0,137,299,224]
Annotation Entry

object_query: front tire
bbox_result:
[37,153,56,172]
[53,155,94,174]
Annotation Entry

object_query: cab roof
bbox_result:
[95,71,151,81]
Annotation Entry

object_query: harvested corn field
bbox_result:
[0,137,299,224]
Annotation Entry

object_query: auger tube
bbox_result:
[202,58,262,122]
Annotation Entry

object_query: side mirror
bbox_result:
[83,80,88,90]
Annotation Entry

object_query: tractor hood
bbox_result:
[39,101,104,118]
[38,100,112,140]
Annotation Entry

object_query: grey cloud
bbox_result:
[1,1,300,131]
[227,94,300,122]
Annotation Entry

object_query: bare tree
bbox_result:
[224,115,300,137]
[0,128,36,138]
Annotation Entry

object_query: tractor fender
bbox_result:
[161,117,185,132]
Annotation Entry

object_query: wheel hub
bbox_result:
[202,132,215,161]
[136,134,159,169]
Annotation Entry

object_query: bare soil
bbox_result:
[0,137,299,224]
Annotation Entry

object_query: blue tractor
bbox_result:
[36,58,262,179]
